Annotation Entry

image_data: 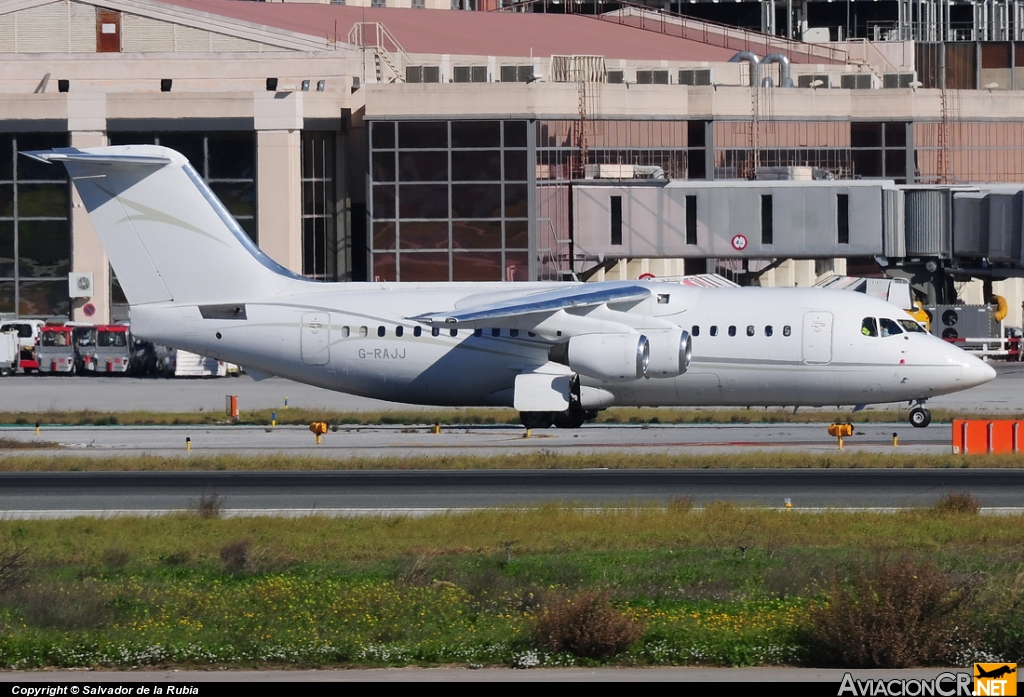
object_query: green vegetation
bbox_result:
[0,406,1020,428]
[0,505,1019,668]
[1,451,1023,472]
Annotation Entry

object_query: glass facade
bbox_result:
[107,132,257,242]
[301,131,339,280]
[0,133,71,318]
[369,120,531,282]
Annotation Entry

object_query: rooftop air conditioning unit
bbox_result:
[636,69,669,85]
[678,68,712,86]
[882,72,917,88]
[797,73,832,88]
[69,273,94,299]
[841,73,878,90]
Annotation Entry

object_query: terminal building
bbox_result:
[3,0,1024,331]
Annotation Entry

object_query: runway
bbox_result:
[1,361,1023,413]
[0,422,956,456]
[0,469,1022,517]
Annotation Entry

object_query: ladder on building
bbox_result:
[349,22,408,83]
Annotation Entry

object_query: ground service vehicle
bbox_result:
[36,325,77,374]
[91,325,132,374]
[0,319,44,373]
[0,330,18,376]
[26,145,999,428]
[73,326,97,374]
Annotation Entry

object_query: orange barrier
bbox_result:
[952,420,1023,454]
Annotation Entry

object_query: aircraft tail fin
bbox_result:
[22,145,309,306]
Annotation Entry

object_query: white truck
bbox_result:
[0,329,18,376]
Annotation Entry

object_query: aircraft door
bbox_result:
[301,313,331,366]
[802,312,833,364]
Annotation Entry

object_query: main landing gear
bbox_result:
[909,402,932,428]
[519,374,599,429]
[519,406,598,430]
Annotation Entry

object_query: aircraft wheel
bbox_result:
[553,409,586,429]
[909,407,932,428]
[520,411,554,429]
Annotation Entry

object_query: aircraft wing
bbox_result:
[412,282,651,329]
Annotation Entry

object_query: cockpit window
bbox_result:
[861,317,878,337]
[879,318,904,337]
[898,319,927,333]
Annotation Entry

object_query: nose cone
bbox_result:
[961,353,997,389]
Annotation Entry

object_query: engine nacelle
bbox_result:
[645,328,692,378]
[550,333,649,382]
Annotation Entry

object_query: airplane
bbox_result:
[24,145,996,429]
[976,665,1016,680]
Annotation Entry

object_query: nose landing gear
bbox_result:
[909,403,932,428]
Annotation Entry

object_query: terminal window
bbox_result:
[0,132,71,318]
[369,120,530,282]
[108,131,256,243]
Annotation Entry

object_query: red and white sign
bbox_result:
[731,234,748,251]
[638,273,656,280]
[82,303,96,317]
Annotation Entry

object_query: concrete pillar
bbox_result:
[792,259,816,287]
[255,92,303,274]
[256,129,302,273]
[68,96,110,325]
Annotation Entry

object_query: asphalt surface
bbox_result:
[0,422,957,457]
[1,362,1022,413]
[0,469,1021,516]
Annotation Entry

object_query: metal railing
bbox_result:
[348,22,410,83]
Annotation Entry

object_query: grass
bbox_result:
[0,451,1023,472]
[0,507,1019,668]
[2,506,1022,564]
[0,406,1021,428]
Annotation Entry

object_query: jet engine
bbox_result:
[644,328,692,377]
[549,333,649,382]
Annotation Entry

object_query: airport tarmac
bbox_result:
[0,422,957,456]
[1,361,1022,414]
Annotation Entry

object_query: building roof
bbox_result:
[155,0,752,61]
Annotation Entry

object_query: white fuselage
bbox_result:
[128,282,994,409]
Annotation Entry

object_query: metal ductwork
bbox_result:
[761,53,795,88]
[728,51,760,87]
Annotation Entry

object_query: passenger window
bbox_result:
[691,325,700,337]
[861,317,878,338]
[377,326,386,337]
[341,326,350,338]
[510,329,519,338]
[413,326,422,337]
[710,326,718,337]
[746,325,754,337]
[765,326,773,337]
[396,326,404,338]
[528,331,537,338]
[879,318,904,337]
[450,328,458,337]
[358,326,368,337]
[474,328,483,337]
[783,325,791,337]
[431,327,440,337]
[491,328,501,337]
[728,326,736,337]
